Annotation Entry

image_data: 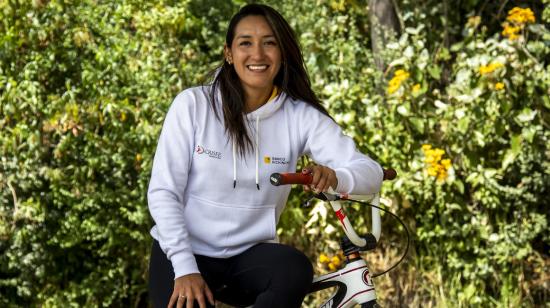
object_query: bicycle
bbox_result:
[270,168,409,308]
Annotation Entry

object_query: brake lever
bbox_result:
[301,195,316,208]
[301,192,341,208]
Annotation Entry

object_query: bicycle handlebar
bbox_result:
[270,168,397,186]
[269,168,397,250]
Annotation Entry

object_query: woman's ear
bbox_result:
[224,44,233,65]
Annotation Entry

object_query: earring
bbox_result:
[226,58,233,65]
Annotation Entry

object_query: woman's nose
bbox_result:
[250,44,265,59]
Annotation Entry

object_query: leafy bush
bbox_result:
[0,1,223,306]
[1,0,548,307]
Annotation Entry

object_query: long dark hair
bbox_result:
[209,3,331,156]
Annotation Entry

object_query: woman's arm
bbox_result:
[299,104,383,195]
[147,91,198,278]
[148,91,215,307]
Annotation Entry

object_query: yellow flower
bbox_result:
[501,7,535,41]
[328,262,337,271]
[437,171,448,182]
[394,69,410,79]
[427,166,438,177]
[422,145,452,181]
[136,153,143,162]
[433,149,445,158]
[422,144,432,152]
[502,23,521,40]
[387,69,410,94]
[412,83,421,93]
[479,62,503,75]
[506,7,535,25]
[120,111,127,122]
[331,256,341,267]
[319,253,330,264]
[494,82,505,90]
[387,79,401,94]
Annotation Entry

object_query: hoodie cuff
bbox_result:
[171,251,200,279]
[334,168,353,193]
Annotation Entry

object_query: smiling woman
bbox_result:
[210,4,332,157]
[146,3,384,308]
[224,15,282,112]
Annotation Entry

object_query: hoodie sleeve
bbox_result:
[147,91,199,279]
[299,104,383,195]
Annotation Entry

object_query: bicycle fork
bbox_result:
[310,258,377,308]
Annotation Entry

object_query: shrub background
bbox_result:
[1,0,548,307]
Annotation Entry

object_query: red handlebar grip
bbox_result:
[271,169,395,186]
[383,168,397,181]
[270,173,313,186]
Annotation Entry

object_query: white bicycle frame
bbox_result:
[308,192,381,308]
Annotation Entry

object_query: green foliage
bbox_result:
[0,0,233,306]
[281,0,549,306]
[1,0,548,307]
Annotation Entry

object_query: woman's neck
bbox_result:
[244,86,274,113]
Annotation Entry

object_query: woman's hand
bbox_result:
[302,164,338,193]
[168,273,214,308]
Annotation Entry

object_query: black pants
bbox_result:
[149,240,313,308]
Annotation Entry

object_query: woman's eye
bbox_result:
[239,41,251,46]
[265,41,277,46]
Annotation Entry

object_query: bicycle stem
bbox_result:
[324,191,381,247]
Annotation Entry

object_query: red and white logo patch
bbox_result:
[195,145,221,159]
[362,269,374,287]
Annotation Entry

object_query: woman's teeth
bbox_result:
[247,65,268,71]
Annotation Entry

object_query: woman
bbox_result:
[147,4,383,308]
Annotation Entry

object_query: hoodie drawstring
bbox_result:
[231,115,261,190]
[255,114,260,190]
[231,86,278,190]
[232,139,237,188]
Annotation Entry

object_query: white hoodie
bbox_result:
[148,86,383,279]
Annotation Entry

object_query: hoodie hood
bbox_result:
[246,88,286,121]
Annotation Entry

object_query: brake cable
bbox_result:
[344,198,410,278]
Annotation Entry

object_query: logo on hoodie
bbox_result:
[196,145,221,159]
[263,156,289,165]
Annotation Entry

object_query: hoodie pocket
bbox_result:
[184,194,276,251]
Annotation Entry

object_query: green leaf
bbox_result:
[453,180,465,194]
[397,104,410,116]
[542,95,550,109]
[501,150,516,170]
[428,65,441,80]
[516,108,537,122]
[521,126,538,143]
[408,117,424,133]
[438,47,451,61]
[510,135,522,154]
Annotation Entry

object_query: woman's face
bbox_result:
[225,15,282,96]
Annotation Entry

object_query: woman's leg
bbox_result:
[149,240,313,308]
[221,243,314,308]
[149,240,223,308]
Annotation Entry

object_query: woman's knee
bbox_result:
[268,244,314,289]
